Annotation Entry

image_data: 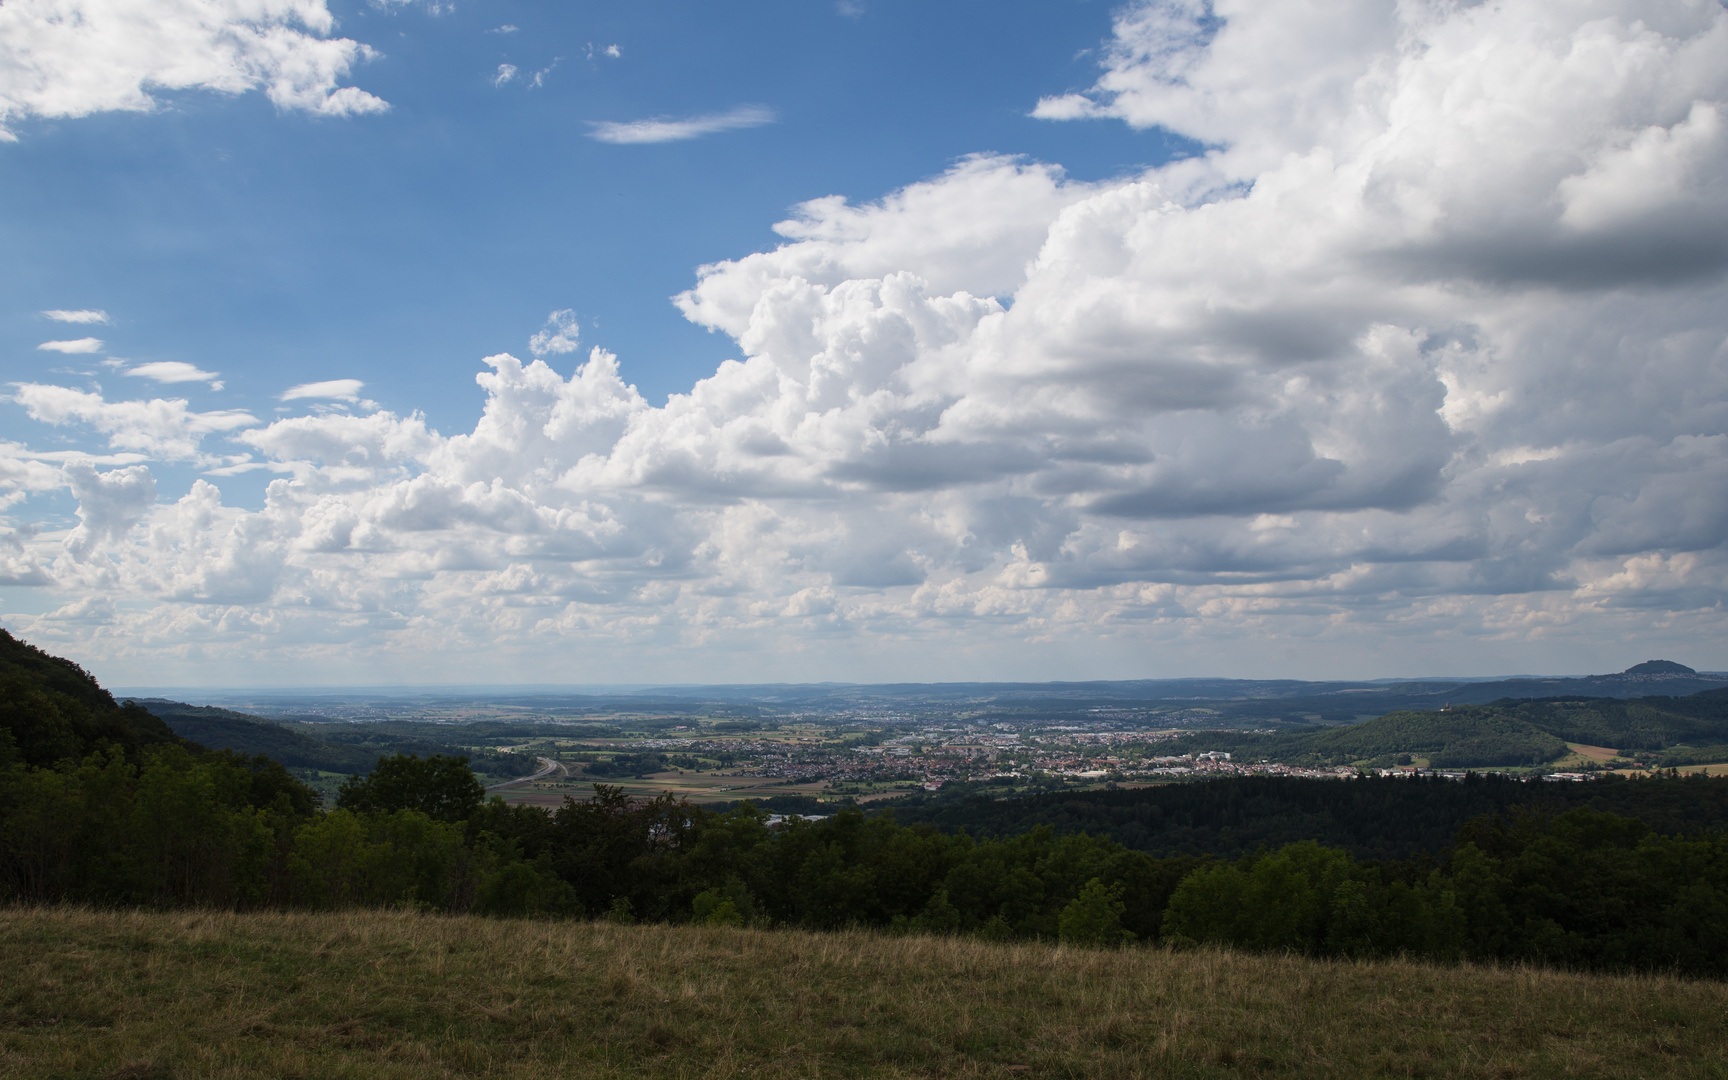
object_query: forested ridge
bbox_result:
[0,632,190,766]
[132,700,539,779]
[1155,691,1728,768]
[6,631,1728,977]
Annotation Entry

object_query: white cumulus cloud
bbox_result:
[587,104,775,145]
[0,0,395,140]
[62,461,156,562]
[281,379,365,402]
[125,361,222,390]
[13,384,256,461]
[3,0,1728,682]
[37,337,104,353]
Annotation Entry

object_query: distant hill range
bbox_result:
[124,660,1728,732]
[11,625,1727,778]
[1435,660,1728,704]
[593,660,1728,728]
[125,700,537,780]
[1158,685,1728,770]
[527,660,1728,717]
[586,660,1728,706]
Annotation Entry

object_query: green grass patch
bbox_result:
[4,907,1728,1079]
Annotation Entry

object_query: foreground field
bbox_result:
[4,910,1728,1079]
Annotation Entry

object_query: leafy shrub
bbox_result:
[1059,879,1134,947]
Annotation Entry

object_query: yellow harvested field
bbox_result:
[1566,743,1621,761]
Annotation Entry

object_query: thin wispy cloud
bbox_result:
[125,361,223,390]
[281,379,365,401]
[37,337,104,354]
[494,64,518,87]
[42,309,109,324]
[588,105,775,145]
[529,59,561,89]
[488,24,518,34]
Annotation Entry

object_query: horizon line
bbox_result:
[108,669,1727,697]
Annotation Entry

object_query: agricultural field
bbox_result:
[5,907,1728,1080]
[497,765,842,809]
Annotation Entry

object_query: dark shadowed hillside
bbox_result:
[122,701,385,773]
[132,700,539,779]
[0,630,187,767]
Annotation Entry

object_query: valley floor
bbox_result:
[2,908,1725,1079]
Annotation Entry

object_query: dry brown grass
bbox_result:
[3,906,1726,1079]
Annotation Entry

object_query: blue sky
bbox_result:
[1,0,1726,686]
[3,1,1177,428]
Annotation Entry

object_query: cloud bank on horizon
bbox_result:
[4,0,1727,683]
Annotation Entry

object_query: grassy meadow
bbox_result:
[3,908,1727,1079]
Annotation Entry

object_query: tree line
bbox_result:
[888,770,1728,860]
[4,628,1727,976]
[5,734,1728,976]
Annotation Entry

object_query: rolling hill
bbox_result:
[1160,687,1728,769]
[0,629,554,787]
[0,630,188,767]
[130,699,538,780]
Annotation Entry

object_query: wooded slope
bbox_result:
[1156,691,1728,768]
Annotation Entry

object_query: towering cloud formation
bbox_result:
[7,0,1728,680]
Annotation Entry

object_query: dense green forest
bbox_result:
[8,731,1728,975]
[0,634,187,766]
[886,772,1728,860]
[7,629,1728,977]
[1157,692,1728,768]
